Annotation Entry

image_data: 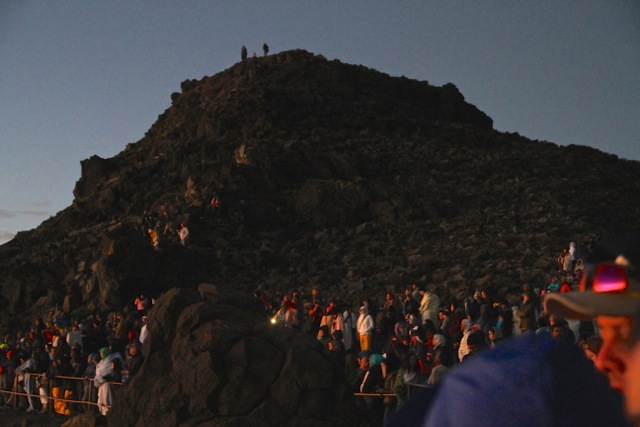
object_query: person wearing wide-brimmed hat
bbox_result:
[544,234,640,424]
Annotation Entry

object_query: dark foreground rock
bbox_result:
[107,284,363,427]
[0,406,68,427]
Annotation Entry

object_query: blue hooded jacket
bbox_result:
[387,333,627,427]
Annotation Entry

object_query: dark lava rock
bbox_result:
[107,284,362,427]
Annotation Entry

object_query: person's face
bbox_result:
[551,326,562,338]
[625,339,640,421]
[358,357,369,370]
[595,316,634,393]
[488,330,495,341]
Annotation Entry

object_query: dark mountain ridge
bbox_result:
[2,48,639,329]
[2,48,640,426]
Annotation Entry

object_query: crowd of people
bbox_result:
[0,293,151,417]
[241,43,269,61]
[388,234,640,427]
[142,196,223,250]
[143,209,190,249]
[3,236,640,426]
[261,241,617,425]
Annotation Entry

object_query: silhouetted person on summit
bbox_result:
[241,45,247,61]
[263,43,269,56]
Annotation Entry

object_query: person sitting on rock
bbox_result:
[177,223,189,247]
[147,228,159,248]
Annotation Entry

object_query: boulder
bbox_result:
[108,285,362,427]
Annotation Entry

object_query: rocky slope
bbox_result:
[2,50,639,325]
[1,48,640,426]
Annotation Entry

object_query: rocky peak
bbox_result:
[1,48,639,332]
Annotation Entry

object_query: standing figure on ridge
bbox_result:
[263,43,269,56]
[241,45,247,61]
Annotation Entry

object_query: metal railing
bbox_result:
[1,373,428,415]
[353,381,431,399]
[0,371,122,415]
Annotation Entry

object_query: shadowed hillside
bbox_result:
[2,49,640,331]
[2,48,640,426]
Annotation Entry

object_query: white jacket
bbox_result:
[357,312,374,336]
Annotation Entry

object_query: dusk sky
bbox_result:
[1,1,639,244]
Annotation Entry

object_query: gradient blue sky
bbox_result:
[1,1,639,244]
